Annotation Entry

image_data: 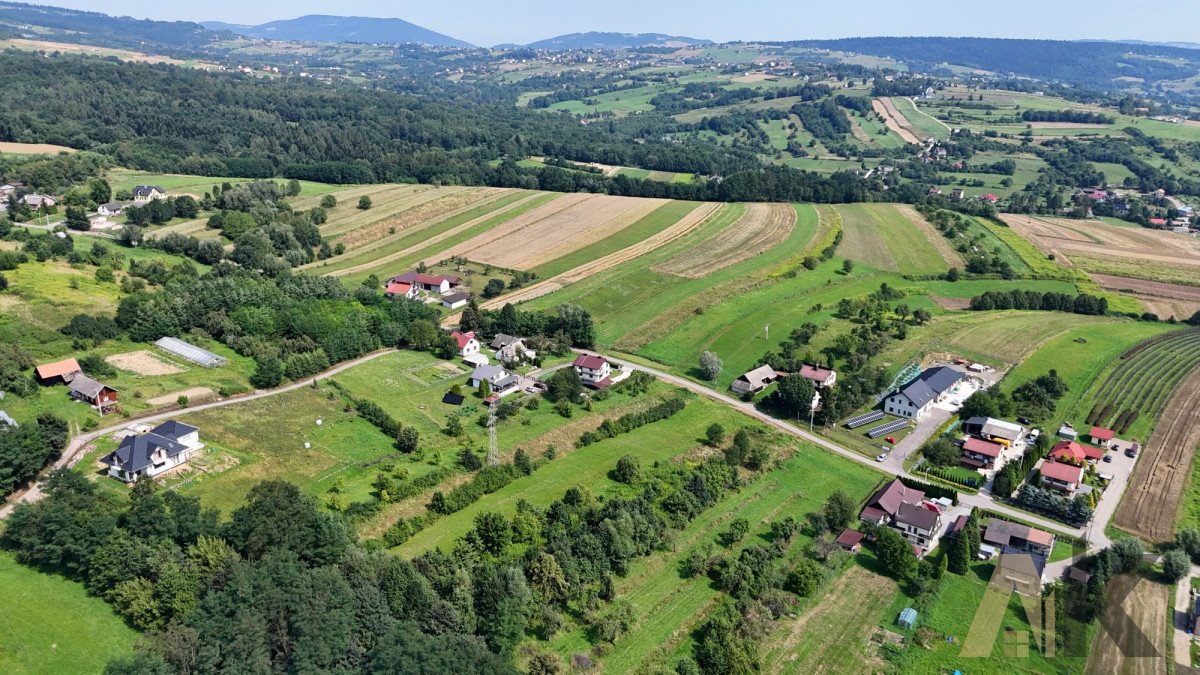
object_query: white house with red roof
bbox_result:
[980,193,999,204]
[451,331,481,359]
[573,353,613,388]
[389,271,462,295]
[1039,460,1084,494]
[1049,440,1103,464]
[798,363,837,388]
[1087,426,1115,448]
[385,281,418,300]
[961,436,1003,469]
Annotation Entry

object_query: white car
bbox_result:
[876,452,889,462]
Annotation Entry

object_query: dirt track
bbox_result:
[872,98,921,144]
[653,203,794,278]
[1114,366,1200,542]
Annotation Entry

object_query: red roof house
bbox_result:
[1150,218,1169,226]
[1039,460,1084,493]
[961,436,1004,468]
[860,478,924,524]
[798,363,837,388]
[385,281,415,299]
[1088,426,1115,447]
[981,193,999,203]
[836,529,865,552]
[35,358,83,385]
[1049,440,1103,464]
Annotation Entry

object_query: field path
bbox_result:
[321,192,549,278]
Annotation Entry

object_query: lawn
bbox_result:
[835,203,950,275]
[976,218,1080,281]
[0,551,138,674]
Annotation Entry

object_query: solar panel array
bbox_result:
[867,418,909,439]
[155,337,228,368]
[846,410,886,429]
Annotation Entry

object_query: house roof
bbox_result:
[385,281,413,296]
[995,548,1045,581]
[100,201,127,211]
[1150,218,1169,225]
[68,375,113,399]
[860,506,889,522]
[893,366,962,408]
[1040,460,1083,484]
[441,292,471,304]
[491,333,523,349]
[451,331,477,349]
[865,478,924,518]
[798,363,835,383]
[132,185,164,196]
[896,502,940,531]
[1067,566,1091,583]
[573,354,609,370]
[152,420,197,440]
[35,358,81,379]
[947,513,970,535]
[1049,440,1103,463]
[494,374,519,390]
[470,365,510,382]
[1089,426,1115,441]
[101,432,186,473]
[982,518,1054,548]
[736,364,777,389]
[980,418,1024,441]
[963,436,1003,458]
[836,529,865,548]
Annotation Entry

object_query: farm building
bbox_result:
[442,292,471,310]
[1088,426,1116,448]
[836,529,864,552]
[1038,460,1084,494]
[989,549,1045,597]
[731,365,779,396]
[981,518,1055,559]
[69,375,118,414]
[798,363,837,388]
[883,366,963,420]
[573,354,613,388]
[35,357,82,385]
[154,337,227,368]
[962,416,1024,445]
[101,420,203,482]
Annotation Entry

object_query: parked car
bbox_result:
[886,436,897,444]
[1102,454,1113,463]
[1125,447,1138,458]
[1017,416,1032,425]
[876,452,889,462]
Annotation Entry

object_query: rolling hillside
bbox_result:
[202,15,472,47]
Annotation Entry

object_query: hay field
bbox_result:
[1001,214,1200,278]
[0,141,75,154]
[652,203,796,278]
[836,203,952,274]
[418,193,671,270]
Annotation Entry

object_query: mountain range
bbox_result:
[201,15,473,48]
[516,32,712,50]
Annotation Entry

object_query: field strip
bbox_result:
[325,187,475,239]
[322,192,549,277]
[652,203,796,278]
[837,204,896,271]
[516,197,670,270]
[320,185,434,235]
[417,192,597,267]
[289,184,388,211]
[1084,575,1168,675]
[894,203,964,267]
[476,202,722,310]
[872,98,920,144]
[319,189,513,263]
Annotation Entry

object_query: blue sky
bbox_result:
[45,0,1200,47]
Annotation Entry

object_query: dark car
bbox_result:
[1017,417,1032,425]
[1102,454,1113,463]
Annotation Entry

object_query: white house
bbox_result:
[451,330,481,359]
[894,502,943,553]
[573,353,612,387]
[469,364,518,393]
[97,202,129,217]
[883,366,963,420]
[131,185,166,202]
[442,292,471,310]
[491,334,535,364]
[100,420,203,482]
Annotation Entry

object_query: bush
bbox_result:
[699,351,723,381]
[612,455,640,483]
[358,196,372,210]
[1163,548,1190,583]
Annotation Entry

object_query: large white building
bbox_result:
[883,367,964,419]
[101,420,203,482]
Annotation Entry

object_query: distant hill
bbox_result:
[520,32,712,50]
[201,15,472,48]
[0,1,222,52]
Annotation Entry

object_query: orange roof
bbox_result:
[1050,440,1103,462]
[1040,460,1083,484]
[35,358,81,379]
[1089,426,1115,441]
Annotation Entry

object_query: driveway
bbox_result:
[1174,566,1198,670]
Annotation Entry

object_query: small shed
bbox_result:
[897,607,917,629]
[836,529,864,552]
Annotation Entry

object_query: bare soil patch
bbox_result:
[872,98,921,144]
[932,296,972,310]
[1091,274,1200,301]
[106,350,185,376]
[1115,366,1200,542]
[1085,575,1169,675]
[0,141,75,155]
[653,203,796,278]
[147,387,214,406]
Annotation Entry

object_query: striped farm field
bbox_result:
[325,186,509,249]
[835,203,951,275]
[652,202,797,278]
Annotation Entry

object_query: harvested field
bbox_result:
[932,296,972,310]
[1028,121,1111,129]
[652,203,795,277]
[147,387,214,405]
[763,565,896,674]
[1084,575,1169,675]
[331,187,504,249]
[836,203,950,274]
[894,203,965,267]
[1091,274,1200,319]
[872,98,921,144]
[0,141,75,154]
[421,193,671,270]
[478,202,723,310]
[1115,365,1200,542]
[105,350,185,376]
[1001,215,1200,276]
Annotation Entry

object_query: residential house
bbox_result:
[491,334,535,364]
[836,529,864,553]
[894,501,943,553]
[22,194,55,209]
[69,375,119,414]
[1039,460,1084,494]
[451,331,481,359]
[384,281,418,300]
[927,186,943,196]
[731,364,779,396]
[390,272,462,295]
[468,365,518,393]
[980,193,999,204]
[962,416,1025,446]
[1149,218,1169,227]
[950,188,965,200]
[441,292,471,310]
[990,548,1045,596]
[1049,440,1104,464]
[131,185,166,202]
[860,478,925,525]
[798,363,837,388]
[961,436,1003,469]
[100,420,203,482]
[1088,426,1115,448]
[883,366,963,419]
[35,357,82,385]
[573,354,613,388]
[981,518,1056,558]
[97,202,129,217]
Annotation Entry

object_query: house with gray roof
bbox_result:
[69,375,119,414]
[131,185,166,202]
[731,365,779,396]
[469,364,519,393]
[883,366,964,419]
[101,420,203,483]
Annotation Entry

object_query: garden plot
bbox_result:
[147,387,213,405]
[652,203,795,278]
[105,350,185,376]
[420,193,670,270]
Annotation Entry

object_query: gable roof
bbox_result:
[896,502,940,531]
[470,364,510,382]
[441,292,471,304]
[866,478,924,517]
[983,518,1033,547]
[451,331,477,349]
[736,364,777,389]
[132,185,164,197]
[69,375,113,399]
[491,333,523,349]
[151,420,197,441]
[1089,426,1115,441]
[995,548,1045,582]
[893,366,962,408]
[963,436,1003,458]
[980,418,1024,441]
[102,432,186,473]
[798,363,835,383]
[836,529,864,548]
[35,358,82,380]
[1049,440,1103,463]
[573,354,609,370]
[385,281,413,296]
[1040,460,1083,484]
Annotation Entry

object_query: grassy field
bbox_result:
[835,203,952,275]
[0,551,137,674]
[551,450,884,672]
[106,169,339,197]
